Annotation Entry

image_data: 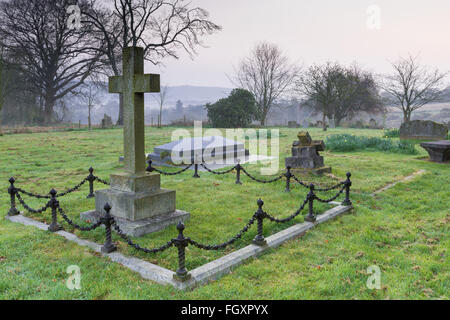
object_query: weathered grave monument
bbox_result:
[420,140,450,163]
[285,131,331,175]
[81,47,189,236]
[148,136,249,166]
[101,114,113,129]
[400,120,448,140]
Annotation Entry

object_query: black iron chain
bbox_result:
[15,178,88,199]
[57,205,103,231]
[188,214,257,250]
[15,192,51,213]
[111,219,175,253]
[55,179,88,197]
[291,174,345,192]
[314,185,346,203]
[151,164,193,176]
[94,176,110,185]
[240,166,285,184]
[265,197,309,223]
[200,163,238,175]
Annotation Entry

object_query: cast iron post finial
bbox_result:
[305,184,316,222]
[173,222,191,282]
[48,189,63,232]
[101,203,117,254]
[7,177,19,216]
[253,199,267,246]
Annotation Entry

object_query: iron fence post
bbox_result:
[253,199,267,246]
[173,222,191,282]
[235,163,242,185]
[7,177,19,216]
[193,164,200,178]
[48,189,63,232]
[342,172,352,206]
[101,203,117,253]
[305,184,316,222]
[86,167,95,198]
[284,166,292,192]
[146,159,154,173]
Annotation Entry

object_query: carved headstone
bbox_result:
[400,120,448,140]
[285,131,331,175]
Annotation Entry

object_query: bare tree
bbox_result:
[0,0,102,124]
[296,62,342,131]
[152,85,170,127]
[77,79,106,130]
[382,54,448,123]
[235,42,299,126]
[86,0,221,125]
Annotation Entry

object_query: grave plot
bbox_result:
[6,164,353,290]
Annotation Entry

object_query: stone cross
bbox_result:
[109,47,160,174]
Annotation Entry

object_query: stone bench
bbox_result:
[420,140,450,163]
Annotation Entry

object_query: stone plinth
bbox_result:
[81,172,189,236]
[420,140,450,163]
[285,131,331,175]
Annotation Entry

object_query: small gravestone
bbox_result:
[101,114,113,128]
[288,121,299,128]
[369,119,377,129]
[285,131,331,175]
[420,140,450,163]
[400,120,448,140]
[315,120,324,128]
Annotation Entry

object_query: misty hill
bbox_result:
[62,84,233,125]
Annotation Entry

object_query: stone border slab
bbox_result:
[6,204,352,291]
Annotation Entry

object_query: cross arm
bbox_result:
[109,76,123,94]
[134,74,160,93]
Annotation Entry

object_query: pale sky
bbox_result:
[146,0,450,88]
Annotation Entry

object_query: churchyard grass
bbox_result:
[0,127,448,299]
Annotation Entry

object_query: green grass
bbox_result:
[0,127,448,299]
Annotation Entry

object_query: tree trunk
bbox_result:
[159,104,163,128]
[88,106,91,131]
[117,94,124,125]
[322,112,327,131]
[403,111,411,123]
[43,99,55,125]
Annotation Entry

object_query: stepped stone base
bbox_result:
[95,187,176,221]
[90,171,188,237]
[80,209,190,237]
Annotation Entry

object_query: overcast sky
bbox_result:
[146,0,450,88]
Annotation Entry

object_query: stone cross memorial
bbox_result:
[81,47,189,237]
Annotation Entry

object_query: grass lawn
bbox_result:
[0,127,448,299]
